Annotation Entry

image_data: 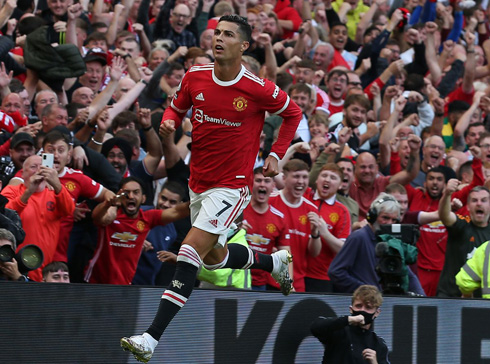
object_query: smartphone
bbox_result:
[41,153,54,168]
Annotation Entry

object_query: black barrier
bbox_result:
[2,283,490,363]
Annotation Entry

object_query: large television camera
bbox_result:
[375,224,419,295]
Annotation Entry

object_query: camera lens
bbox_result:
[18,245,43,270]
[0,245,15,262]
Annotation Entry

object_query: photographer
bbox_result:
[329,193,424,294]
[0,228,27,281]
[311,285,390,364]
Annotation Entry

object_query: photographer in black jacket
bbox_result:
[311,285,390,364]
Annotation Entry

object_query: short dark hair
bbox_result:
[289,83,312,98]
[457,160,473,180]
[404,73,425,92]
[426,166,448,182]
[327,69,348,82]
[42,261,69,278]
[112,111,139,131]
[296,59,316,70]
[119,176,146,195]
[344,94,370,111]
[162,181,187,201]
[330,21,347,31]
[164,62,185,77]
[219,15,252,43]
[336,157,355,167]
[85,31,108,46]
[18,16,45,36]
[42,130,71,148]
[464,122,484,138]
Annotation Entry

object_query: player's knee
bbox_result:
[203,251,229,271]
[177,244,203,269]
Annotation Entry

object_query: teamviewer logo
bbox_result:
[195,108,203,123]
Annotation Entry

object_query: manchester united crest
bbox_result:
[136,221,145,232]
[65,181,76,192]
[233,96,248,112]
[266,223,277,234]
[329,213,339,224]
[299,215,308,225]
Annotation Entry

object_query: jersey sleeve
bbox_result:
[261,80,302,159]
[146,209,165,228]
[78,174,103,199]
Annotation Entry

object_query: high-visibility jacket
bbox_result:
[198,229,251,289]
[456,241,490,298]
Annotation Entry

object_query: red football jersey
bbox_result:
[54,167,104,262]
[269,191,318,292]
[85,209,162,285]
[305,192,351,280]
[163,63,302,193]
[243,203,289,286]
[407,185,447,270]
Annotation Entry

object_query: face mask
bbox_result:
[351,310,376,325]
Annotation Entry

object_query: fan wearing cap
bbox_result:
[65,48,108,101]
[6,133,36,186]
[79,49,108,93]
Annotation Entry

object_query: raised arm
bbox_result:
[379,94,406,169]
[139,107,163,176]
[453,91,485,151]
[389,134,421,185]
[439,178,459,227]
[424,22,442,85]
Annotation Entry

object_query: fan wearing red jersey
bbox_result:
[85,177,190,285]
[121,15,302,363]
[243,167,289,290]
[305,163,351,293]
[269,159,321,293]
[41,130,115,263]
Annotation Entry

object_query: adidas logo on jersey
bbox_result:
[209,219,218,227]
[195,93,205,101]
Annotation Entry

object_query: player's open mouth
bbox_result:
[257,187,267,196]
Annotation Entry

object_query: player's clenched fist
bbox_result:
[160,120,176,138]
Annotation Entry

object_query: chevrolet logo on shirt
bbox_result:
[111,232,138,243]
[246,233,270,246]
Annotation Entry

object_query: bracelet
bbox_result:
[467,49,475,53]
[435,112,444,117]
[184,131,192,137]
[140,79,148,85]
[142,125,153,132]
[311,233,320,239]
[91,137,103,146]
[478,21,485,25]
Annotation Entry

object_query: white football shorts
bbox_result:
[190,186,251,248]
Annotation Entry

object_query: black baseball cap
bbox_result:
[84,47,107,66]
[10,132,34,149]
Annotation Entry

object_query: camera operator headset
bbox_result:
[366,193,425,295]
[366,193,401,228]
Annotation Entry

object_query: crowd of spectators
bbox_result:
[2,0,490,298]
